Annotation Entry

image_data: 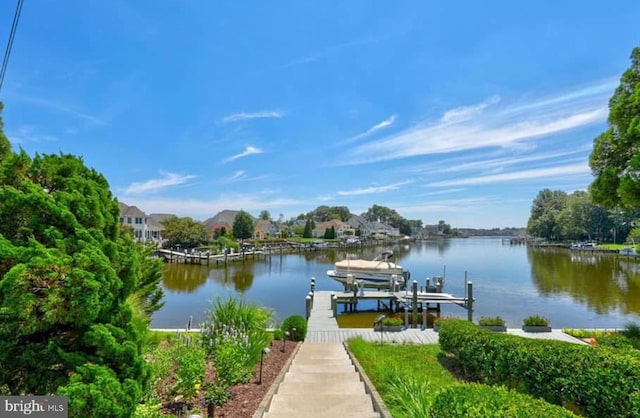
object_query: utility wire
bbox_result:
[0,0,24,94]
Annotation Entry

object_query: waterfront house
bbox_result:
[118,202,170,243]
[312,219,355,238]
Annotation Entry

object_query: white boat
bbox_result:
[327,250,409,289]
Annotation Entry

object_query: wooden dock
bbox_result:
[306,291,587,345]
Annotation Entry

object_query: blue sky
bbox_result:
[1,2,639,228]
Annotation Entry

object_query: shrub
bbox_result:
[282,315,307,341]
[383,317,404,326]
[478,316,505,326]
[173,344,206,401]
[430,384,577,417]
[523,314,549,327]
[201,297,272,387]
[438,318,640,417]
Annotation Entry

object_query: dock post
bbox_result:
[306,295,312,320]
[308,291,314,310]
[404,306,409,328]
[412,280,418,328]
[310,278,315,293]
[331,293,337,317]
[352,284,358,312]
[467,281,473,322]
[422,308,427,330]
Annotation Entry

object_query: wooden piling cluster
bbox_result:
[320,277,474,328]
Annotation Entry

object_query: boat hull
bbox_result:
[327,269,406,289]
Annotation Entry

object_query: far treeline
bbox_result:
[528,46,640,244]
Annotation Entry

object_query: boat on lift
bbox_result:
[327,250,409,289]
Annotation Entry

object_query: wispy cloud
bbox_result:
[337,180,412,196]
[224,146,264,162]
[10,93,106,125]
[429,163,589,187]
[219,170,269,183]
[280,36,384,69]
[344,114,397,143]
[124,172,197,194]
[8,125,57,144]
[119,193,305,220]
[342,81,613,165]
[441,96,500,123]
[221,111,283,124]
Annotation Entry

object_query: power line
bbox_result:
[0,0,24,94]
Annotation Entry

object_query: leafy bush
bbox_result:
[430,384,576,417]
[201,297,272,386]
[383,317,404,326]
[282,315,307,341]
[205,383,231,406]
[173,344,206,401]
[438,319,640,417]
[523,315,549,327]
[478,316,505,326]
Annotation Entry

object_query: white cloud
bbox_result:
[221,111,282,124]
[441,96,500,123]
[337,180,412,196]
[8,125,57,144]
[341,81,612,165]
[10,93,106,125]
[119,194,305,221]
[344,114,397,143]
[123,172,196,194]
[428,163,589,187]
[224,146,264,162]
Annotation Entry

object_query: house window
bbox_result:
[119,217,124,223]
[127,217,132,224]
[135,217,143,224]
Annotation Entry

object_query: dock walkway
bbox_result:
[306,291,586,345]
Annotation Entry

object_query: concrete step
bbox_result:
[287,364,356,373]
[282,371,363,383]
[276,380,367,396]
[265,394,376,417]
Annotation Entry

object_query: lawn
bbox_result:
[347,338,458,418]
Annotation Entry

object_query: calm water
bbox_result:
[151,237,640,329]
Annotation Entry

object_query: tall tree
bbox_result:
[259,210,271,221]
[527,189,568,240]
[590,47,640,208]
[302,218,313,238]
[161,216,209,248]
[233,210,254,242]
[0,132,162,416]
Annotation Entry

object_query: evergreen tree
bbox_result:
[303,219,313,238]
[0,104,163,417]
[233,210,254,241]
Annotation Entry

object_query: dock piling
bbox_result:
[305,295,312,320]
[467,281,473,322]
[412,280,418,328]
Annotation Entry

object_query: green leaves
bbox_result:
[590,47,640,209]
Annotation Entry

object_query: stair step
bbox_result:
[282,371,362,383]
[287,364,356,373]
[266,394,376,416]
[292,357,353,366]
[276,380,367,395]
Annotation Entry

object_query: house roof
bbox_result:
[119,202,146,218]
[203,210,257,231]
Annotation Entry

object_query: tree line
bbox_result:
[528,46,640,243]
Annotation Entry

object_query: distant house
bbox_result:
[203,210,243,237]
[254,219,277,240]
[312,219,355,238]
[347,215,399,238]
[118,202,171,242]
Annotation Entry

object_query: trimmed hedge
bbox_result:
[430,384,576,417]
[438,319,640,417]
[281,315,307,341]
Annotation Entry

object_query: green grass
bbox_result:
[347,338,457,417]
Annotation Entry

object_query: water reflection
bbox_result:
[209,264,255,292]
[528,248,640,315]
[163,263,209,292]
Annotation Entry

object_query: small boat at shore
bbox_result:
[327,250,409,289]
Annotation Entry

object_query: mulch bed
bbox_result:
[163,341,299,418]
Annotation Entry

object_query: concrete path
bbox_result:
[260,343,380,418]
